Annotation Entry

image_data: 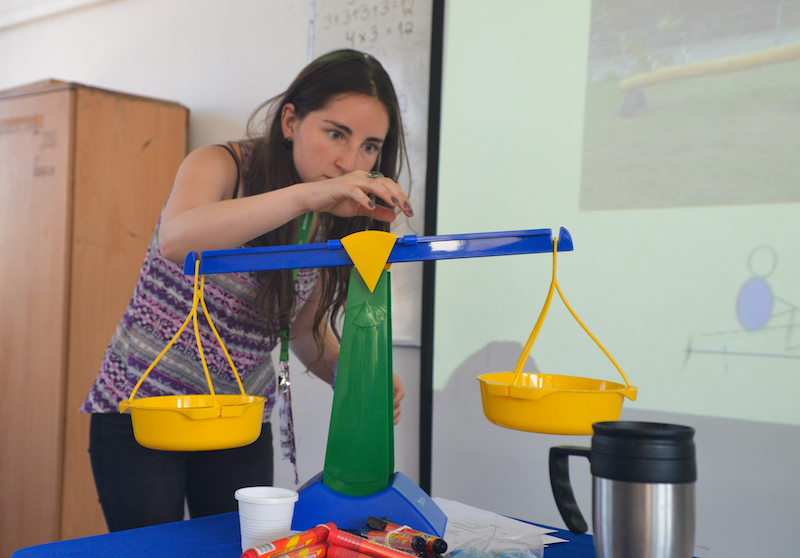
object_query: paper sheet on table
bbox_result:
[433,497,567,549]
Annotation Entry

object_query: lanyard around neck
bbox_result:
[279,212,313,362]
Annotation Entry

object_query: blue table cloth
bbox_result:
[12,512,596,558]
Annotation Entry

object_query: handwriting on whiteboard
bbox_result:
[316,0,419,49]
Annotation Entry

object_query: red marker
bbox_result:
[328,546,372,558]
[366,518,447,557]
[252,543,328,558]
[363,531,425,554]
[327,529,415,558]
[242,524,336,558]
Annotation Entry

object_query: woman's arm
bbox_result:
[157,145,412,264]
[158,145,309,263]
[289,280,339,386]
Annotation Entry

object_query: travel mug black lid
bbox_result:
[590,421,697,483]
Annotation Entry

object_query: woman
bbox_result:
[81,49,411,531]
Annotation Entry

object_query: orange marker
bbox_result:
[327,529,415,558]
[247,543,328,558]
[242,524,336,558]
[328,546,372,558]
[362,531,425,554]
[366,518,447,557]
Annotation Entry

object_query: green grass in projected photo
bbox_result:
[580,59,800,210]
[579,0,800,211]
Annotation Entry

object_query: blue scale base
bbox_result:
[291,471,447,537]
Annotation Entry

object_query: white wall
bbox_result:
[0,0,420,491]
[0,0,308,151]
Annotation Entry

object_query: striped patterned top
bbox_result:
[81,148,319,421]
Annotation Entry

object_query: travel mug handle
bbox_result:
[549,445,592,535]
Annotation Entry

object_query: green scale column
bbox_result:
[323,267,394,496]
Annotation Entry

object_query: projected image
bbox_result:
[580,0,800,210]
[684,245,800,367]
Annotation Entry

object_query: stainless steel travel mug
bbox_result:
[549,421,696,558]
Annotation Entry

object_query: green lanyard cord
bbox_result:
[279,212,313,363]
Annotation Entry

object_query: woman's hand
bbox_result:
[301,171,414,223]
[392,373,405,425]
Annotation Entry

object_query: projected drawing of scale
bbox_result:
[684,245,800,366]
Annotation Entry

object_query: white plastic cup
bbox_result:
[235,486,299,551]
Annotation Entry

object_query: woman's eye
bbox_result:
[364,143,379,154]
[329,130,342,140]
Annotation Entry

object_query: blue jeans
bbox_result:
[89,412,274,532]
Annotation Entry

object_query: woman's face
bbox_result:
[281,93,390,183]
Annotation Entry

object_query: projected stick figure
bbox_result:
[737,246,799,348]
[738,246,778,331]
[685,245,800,366]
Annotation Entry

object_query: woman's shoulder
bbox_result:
[187,141,254,161]
[183,143,236,166]
[214,140,256,159]
[181,142,254,180]
[170,144,243,202]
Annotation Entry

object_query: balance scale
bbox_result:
[181,227,575,537]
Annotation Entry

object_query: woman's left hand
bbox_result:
[393,373,405,425]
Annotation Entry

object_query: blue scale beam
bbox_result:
[184,227,573,275]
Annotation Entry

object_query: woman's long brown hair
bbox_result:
[243,49,408,357]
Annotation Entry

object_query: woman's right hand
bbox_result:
[300,170,414,222]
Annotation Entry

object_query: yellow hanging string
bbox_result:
[511,242,558,385]
[200,288,246,396]
[511,237,632,390]
[192,275,218,406]
[125,258,247,406]
[127,260,202,401]
[553,270,632,389]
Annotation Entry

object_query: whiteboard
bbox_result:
[311,0,433,344]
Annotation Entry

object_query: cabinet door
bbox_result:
[0,90,73,556]
[60,87,188,540]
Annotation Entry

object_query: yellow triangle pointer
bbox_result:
[341,230,398,293]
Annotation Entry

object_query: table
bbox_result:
[11,512,596,558]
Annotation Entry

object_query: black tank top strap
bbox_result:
[238,141,251,195]
[215,143,241,199]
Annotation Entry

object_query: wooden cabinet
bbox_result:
[0,80,188,556]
